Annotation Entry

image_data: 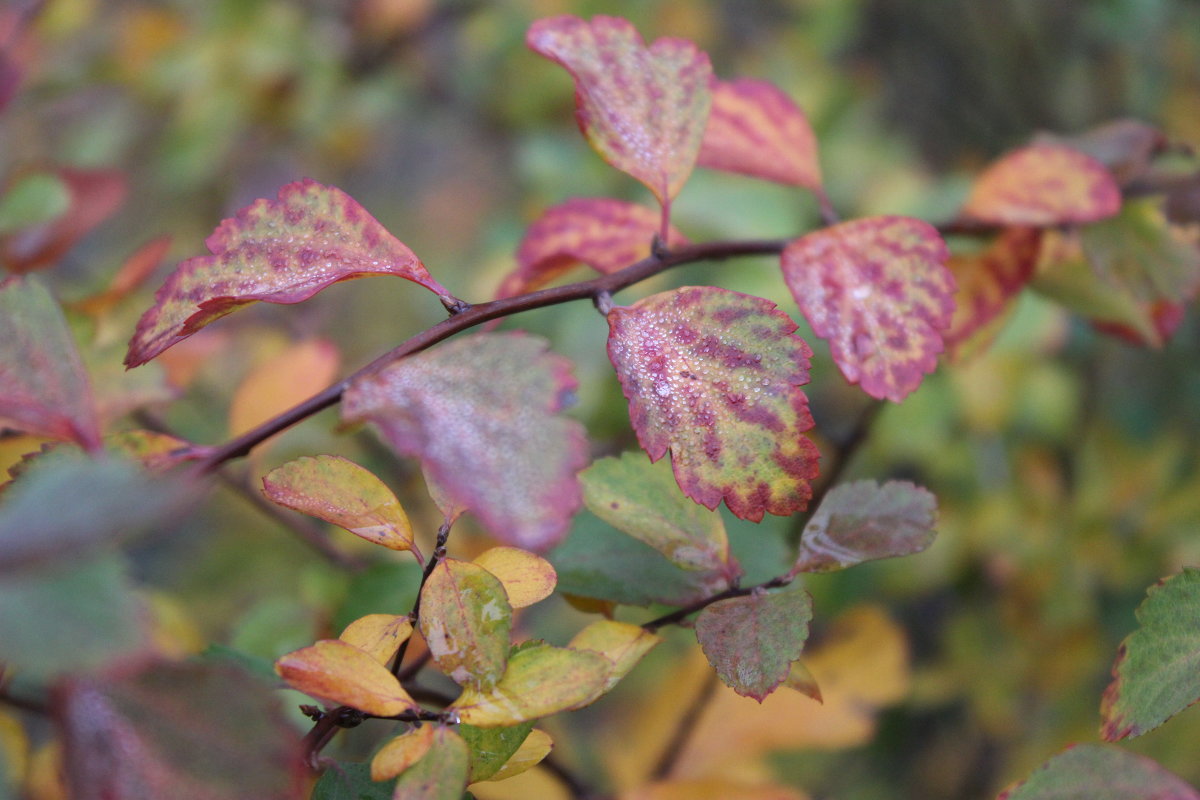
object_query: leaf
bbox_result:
[0,168,126,273]
[607,286,820,520]
[472,547,557,609]
[697,77,822,191]
[342,333,589,551]
[371,725,435,781]
[125,179,451,368]
[419,558,512,690]
[485,729,553,783]
[73,236,173,317]
[526,15,712,207]
[0,276,102,451]
[263,455,418,556]
[340,614,414,665]
[450,642,613,727]
[499,198,688,299]
[1101,568,1200,740]
[1036,119,1168,186]
[312,762,395,800]
[229,338,340,450]
[944,227,1042,361]
[54,661,303,800]
[782,659,822,703]
[0,172,70,234]
[791,480,937,574]
[694,581,812,701]
[961,144,1122,226]
[569,619,661,692]
[274,639,417,716]
[581,452,738,577]
[781,216,953,401]
[997,744,1200,800]
[1080,198,1200,305]
[389,726,469,800]
[460,722,535,783]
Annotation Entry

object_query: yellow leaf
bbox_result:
[472,547,557,608]
[483,729,554,783]
[274,640,416,717]
[569,620,661,692]
[340,614,413,665]
[562,594,615,618]
[370,724,435,781]
[622,779,808,800]
[228,338,339,455]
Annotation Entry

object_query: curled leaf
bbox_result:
[419,558,512,690]
[606,286,820,520]
[781,216,953,402]
[472,547,557,609]
[274,639,416,717]
[126,179,451,368]
[962,144,1121,226]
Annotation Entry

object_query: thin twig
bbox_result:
[391,520,452,678]
[642,574,793,632]
[650,669,719,781]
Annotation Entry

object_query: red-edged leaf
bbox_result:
[606,286,819,521]
[944,227,1042,360]
[54,662,303,800]
[695,581,813,701]
[962,144,1121,226]
[274,639,417,716]
[526,15,712,208]
[0,276,101,451]
[791,480,937,574]
[781,216,952,402]
[698,77,822,191]
[1,168,126,274]
[342,333,588,551]
[1091,300,1189,348]
[997,744,1200,800]
[498,198,688,299]
[419,558,512,690]
[125,179,451,368]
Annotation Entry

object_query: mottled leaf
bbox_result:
[944,227,1042,360]
[499,198,688,299]
[342,333,589,551]
[274,639,417,716]
[781,216,953,401]
[527,15,712,207]
[419,558,512,690]
[1101,568,1200,741]
[792,480,937,574]
[472,547,557,609]
[371,725,435,781]
[0,276,101,451]
[340,614,413,665]
[607,286,819,520]
[962,144,1121,226]
[263,455,418,556]
[450,642,613,727]
[389,726,469,800]
[125,179,451,367]
[698,77,822,191]
[460,722,535,783]
[997,744,1200,800]
[55,662,303,800]
[1,168,126,274]
[582,452,738,577]
[569,619,661,692]
[695,581,813,701]
[73,236,173,317]
[485,729,553,783]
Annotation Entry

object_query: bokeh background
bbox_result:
[3,1,1199,798]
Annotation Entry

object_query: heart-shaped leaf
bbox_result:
[527,15,712,209]
[499,198,688,299]
[606,286,820,520]
[342,333,589,551]
[781,216,953,402]
[419,558,512,690]
[274,639,417,717]
[472,547,557,609]
[791,480,937,574]
[962,144,1122,226]
[944,227,1042,360]
[997,744,1200,800]
[125,179,451,368]
[698,77,822,191]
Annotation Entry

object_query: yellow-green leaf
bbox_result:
[419,558,512,690]
[484,729,553,783]
[569,619,661,692]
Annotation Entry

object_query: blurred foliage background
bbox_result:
[3,0,1199,798]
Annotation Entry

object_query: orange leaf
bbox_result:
[370,724,435,781]
[944,227,1042,361]
[274,639,416,717]
[228,339,340,440]
[472,547,557,609]
[339,614,413,665]
[962,144,1121,226]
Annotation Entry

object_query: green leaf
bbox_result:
[694,581,813,701]
[459,722,535,783]
[606,286,820,521]
[792,480,937,574]
[1081,198,1200,305]
[1101,568,1200,740]
[0,172,71,234]
[312,762,395,800]
[997,744,1200,800]
[419,558,513,691]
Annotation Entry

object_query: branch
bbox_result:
[650,669,719,781]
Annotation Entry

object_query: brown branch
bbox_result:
[540,751,600,800]
[650,669,719,781]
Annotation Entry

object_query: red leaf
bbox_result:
[961,144,1121,226]
[498,198,688,299]
[342,333,588,551]
[1,168,127,274]
[698,77,822,191]
[0,276,101,451]
[527,15,712,209]
[944,227,1042,360]
[606,286,819,521]
[781,216,952,402]
[125,179,451,368]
